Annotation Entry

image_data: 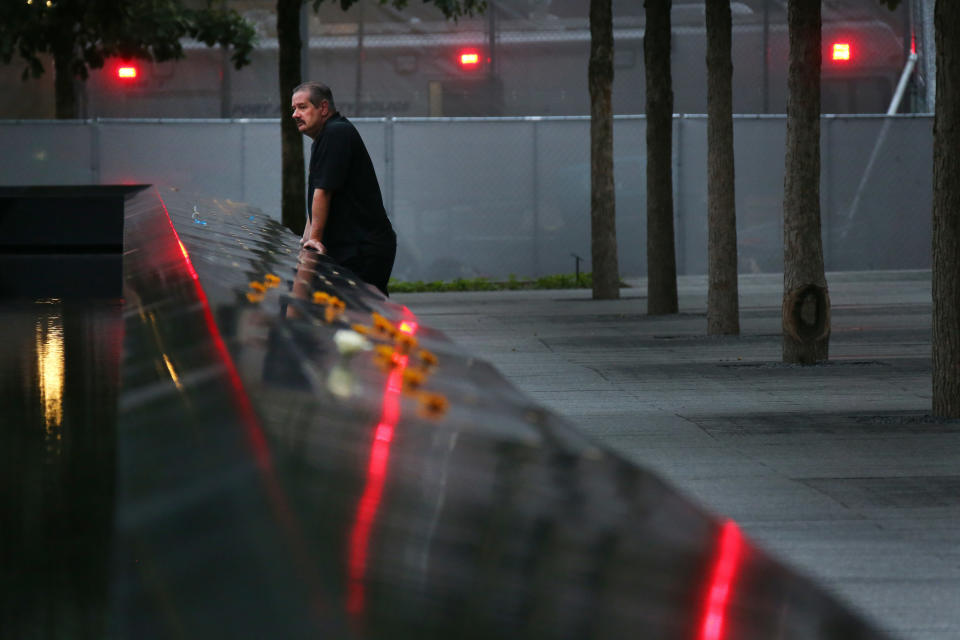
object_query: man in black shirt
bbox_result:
[291,82,397,295]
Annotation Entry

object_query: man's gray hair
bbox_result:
[293,82,335,111]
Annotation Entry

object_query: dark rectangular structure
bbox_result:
[0,185,144,298]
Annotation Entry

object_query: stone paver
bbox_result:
[395,270,959,640]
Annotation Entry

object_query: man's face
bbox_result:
[292,90,327,138]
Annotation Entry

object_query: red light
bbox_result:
[459,51,480,68]
[832,43,851,61]
[117,66,138,79]
[699,520,744,640]
[347,318,419,616]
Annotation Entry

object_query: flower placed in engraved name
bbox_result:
[324,297,346,324]
[373,345,397,371]
[264,273,282,288]
[417,391,449,419]
[418,349,439,368]
[394,332,418,355]
[402,367,426,391]
[351,323,372,336]
[371,312,398,338]
[333,329,372,356]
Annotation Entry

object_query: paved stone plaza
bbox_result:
[397,270,958,640]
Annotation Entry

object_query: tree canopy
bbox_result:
[0,0,256,80]
[0,0,256,116]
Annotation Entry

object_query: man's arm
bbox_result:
[303,188,332,253]
[287,248,320,319]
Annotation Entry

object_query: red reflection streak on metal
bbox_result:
[699,520,744,640]
[347,320,418,616]
[158,198,324,608]
[160,200,273,468]
[177,239,197,280]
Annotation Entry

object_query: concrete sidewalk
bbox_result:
[395,270,958,640]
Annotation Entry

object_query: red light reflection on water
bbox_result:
[699,520,744,640]
[347,320,418,616]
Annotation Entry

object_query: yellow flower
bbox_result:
[417,392,449,419]
[351,323,371,336]
[324,305,344,324]
[249,281,266,292]
[313,291,332,304]
[395,332,418,355]
[402,367,426,390]
[371,312,397,338]
[373,345,397,371]
[245,291,264,304]
[418,350,439,368]
[264,273,282,288]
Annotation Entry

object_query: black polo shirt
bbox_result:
[307,113,395,263]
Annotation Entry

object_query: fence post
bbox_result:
[673,115,685,275]
[822,115,833,269]
[532,117,540,277]
[240,120,247,203]
[386,117,395,222]
[91,119,101,184]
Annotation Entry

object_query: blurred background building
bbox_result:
[0,0,933,120]
[0,1,936,282]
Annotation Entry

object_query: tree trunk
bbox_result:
[644,0,678,315]
[782,0,829,364]
[705,0,739,335]
[589,0,619,300]
[932,0,960,417]
[53,47,77,119]
[277,0,307,235]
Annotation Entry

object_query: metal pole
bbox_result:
[823,116,832,268]
[90,119,100,184]
[532,118,540,276]
[240,122,247,202]
[844,51,919,231]
[888,53,919,115]
[386,118,395,223]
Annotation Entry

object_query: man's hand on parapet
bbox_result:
[303,238,326,254]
